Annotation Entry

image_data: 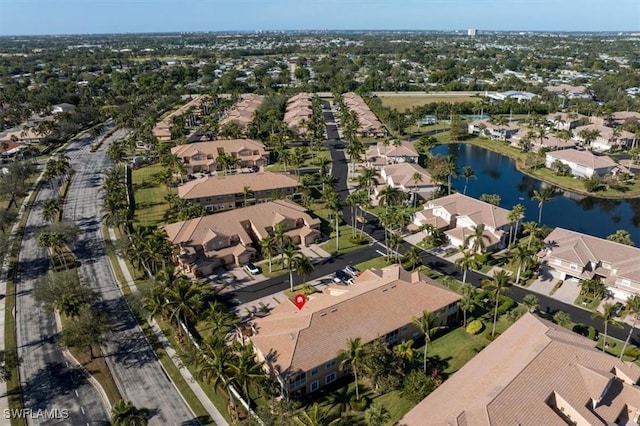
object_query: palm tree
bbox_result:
[553,311,572,328]
[620,295,640,360]
[323,190,343,251]
[592,303,623,353]
[293,254,314,291]
[393,339,414,369]
[522,294,540,313]
[259,235,276,273]
[411,171,424,207]
[357,167,379,199]
[377,185,404,212]
[41,198,60,223]
[193,336,233,393]
[338,337,367,401]
[464,224,491,254]
[444,155,458,195]
[511,245,534,285]
[412,310,445,373]
[364,404,391,426]
[522,221,541,250]
[242,185,253,207]
[283,246,300,292]
[293,403,338,426]
[461,165,476,195]
[227,343,265,402]
[460,283,475,327]
[482,270,512,337]
[507,204,525,247]
[273,222,292,267]
[455,249,479,284]
[111,400,149,426]
[164,279,205,337]
[531,187,556,224]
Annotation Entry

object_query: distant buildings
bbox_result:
[401,313,640,426]
[486,90,537,102]
[248,264,460,397]
[163,199,320,277]
[152,95,210,142]
[544,83,593,100]
[177,171,299,212]
[52,103,76,114]
[467,28,477,37]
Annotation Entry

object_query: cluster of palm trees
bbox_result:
[124,225,173,276]
[103,164,131,232]
[42,153,72,198]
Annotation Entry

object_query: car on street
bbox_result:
[245,263,261,275]
[345,265,361,277]
[613,302,625,317]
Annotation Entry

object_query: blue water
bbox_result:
[432,143,640,243]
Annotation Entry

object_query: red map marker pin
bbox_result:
[293,294,306,310]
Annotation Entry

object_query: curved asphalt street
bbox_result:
[222,101,639,348]
[16,148,109,424]
[61,129,198,425]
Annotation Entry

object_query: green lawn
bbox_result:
[355,256,390,271]
[371,390,416,425]
[132,163,174,226]
[321,225,370,255]
[574,294,601,311]
[379,95,481,111]
[266,148,331,172]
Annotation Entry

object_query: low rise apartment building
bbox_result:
[283,93,313,137]
[412,193,512,251]
[545,149,622,178]
[152,95,210,142]
[468,119,520,141]
[163,199,320,277]
[539,227,640,300]
[376,162,436,202]
[178,171,299,212]
[544,83,593,100]
[401,313,640,426]
[365,140,419,166]
[341,92,386,137]
[219,94,264,132]
[171,139,268,174]
[249,264,460,397]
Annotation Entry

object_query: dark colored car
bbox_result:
[335,269,351,282]
[613,302,625,317]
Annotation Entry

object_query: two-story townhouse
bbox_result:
[539,227,640,300]
[544,149,623,178]
[545,112,588,130]
[177,171,299,212]
[574,123,637,151]
[341,92,387,138]
[171,139,268,174]
[412,193,512,251]
[163,199,321,277]
[468,119,519,141]
[375,163,436,203]
[544,84,593,100]
[248,264,460,398]
[219,94,265,132]
[365,140,419,167]
[284,93,313,137]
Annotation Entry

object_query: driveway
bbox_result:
[552,278,581,305]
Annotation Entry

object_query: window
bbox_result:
[216,196,223,201]
[622,279,631,287]
[554,258,562,265]
[288,372,306,390]
[310,380,319,392]
[205,197,212,202]
[386,329,399,343]
[325,359,336,369]
[311,367,318,376]
[570,263,578,271]
[325,372,336,385]
[402,326,408,332]
[412,331,421,339]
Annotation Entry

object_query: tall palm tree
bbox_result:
[164,279,205,337]
[377,185,404,212]
[592,303,623,353]
[228,343,265,402]
[111,400,149,426]
[323,190,343,251]
[283,246,300,292]
[620,295,640,360]
[455,249,479,284]
[464,224,491,254]
[482,270,512,336]
[357,167,379,199]
[411,171,424,207]
[512,245,534,285]
[338,337,367,401]
[522,221,541,250]
[460,283,475,327]
[461,165,476,195]
[507,204,526,246]
[293,253,314,292]
[293,403,338,426]
[242,185,253,207]
[41,198,60,223]
[531,187,556,224]
[444,155,458,195]
[273,222,292,267]
[393,340,414,369]
[259,235,276,273]
[412,310,445,373]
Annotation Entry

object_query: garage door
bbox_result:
[609,287,633,302]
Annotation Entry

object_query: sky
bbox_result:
[0,0,639,36]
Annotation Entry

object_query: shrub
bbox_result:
[572,323,588,336]
[402,370,435,403]
[484,329,500,341]
[588,326,599,341]
[349,396,369,411]
[624,346,640,360]
[496,296,516,315]
[348,235,368,245]
[466,320,484,335]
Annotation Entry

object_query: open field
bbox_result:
[379,95,481,111]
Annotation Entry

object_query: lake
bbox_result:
[431,143,640,244]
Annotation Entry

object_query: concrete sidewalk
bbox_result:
[108,228,230,426]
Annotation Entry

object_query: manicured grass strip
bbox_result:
[379,95,481,111]
[131,164,173,226]
[372,390,415,425]
[355,256,390,271]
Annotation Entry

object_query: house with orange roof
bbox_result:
[219,94,264,132]
[177,171,299,212]
[539,227,640,301]
[400,313,640,426]
[163,199,320,277]
[248,264,460,397]
[171,139,268,174]
[412,193,512,252]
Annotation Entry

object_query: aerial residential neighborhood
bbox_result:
[0,2,640,425]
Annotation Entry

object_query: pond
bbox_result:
[431,143,640,244]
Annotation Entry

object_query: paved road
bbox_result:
[224,102,640,348]
[61,130,197,425]
[16,150,109,425]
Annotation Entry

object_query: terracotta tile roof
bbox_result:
[424,193,511,230]
[163,199,320,248]
[381,162,434,188]
[546,149,617,170]
[177,171,299,200]
[401,313,640,426]
[171,139,267,162]
[220,94,265,129]
[366,141,419,162]
[342,92,384,133]
[250,265,461,376]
